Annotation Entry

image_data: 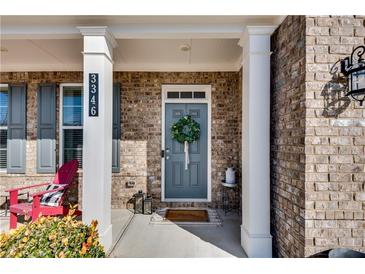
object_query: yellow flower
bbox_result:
[58,251,65,258]
[91,220,98,228]
[48,234,57,241]
[62,238,69,246]
[80,243,88,255]
[22,237,28,243]
[87,236,93,246]
[0,234,8,242]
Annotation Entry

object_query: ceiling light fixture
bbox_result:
[179,44,191,52]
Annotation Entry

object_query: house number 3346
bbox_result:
[88,73,99,117]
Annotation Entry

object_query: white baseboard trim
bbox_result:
[101,224,113,254]
[241,225,272,258]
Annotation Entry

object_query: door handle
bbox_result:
[161,148,170,158]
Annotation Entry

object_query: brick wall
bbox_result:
[271,15,365,257]
[0,72,83,206]
[304,15,365,256]
[271,16,307,257]
[0,71,241,210]
[113,72,242,208]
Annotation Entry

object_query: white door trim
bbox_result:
[161,84,212,202]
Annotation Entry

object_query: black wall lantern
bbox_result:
[341,45,365,106]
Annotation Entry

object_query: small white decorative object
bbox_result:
[225,167,236,184]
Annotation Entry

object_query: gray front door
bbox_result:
[165,103,208,199]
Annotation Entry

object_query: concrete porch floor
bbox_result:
[109,209,247,258]
[0,209,246,258]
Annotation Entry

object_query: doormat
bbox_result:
[166,209,209,222]
[150,208,222,226]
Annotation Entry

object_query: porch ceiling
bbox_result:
[0,38,242,72]
[0,15,283,72]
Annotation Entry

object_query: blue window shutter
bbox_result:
[112,83,121,173]
[37,84,56,173]
[7,84,26,173]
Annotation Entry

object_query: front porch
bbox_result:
[0,15,279,257]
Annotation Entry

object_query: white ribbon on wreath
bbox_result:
[184,141,189,170]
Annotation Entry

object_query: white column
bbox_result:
[78,26,117,252]
[239,26,276,258]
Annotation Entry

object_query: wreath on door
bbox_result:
[171,115,200,170]
[171,115,200,143]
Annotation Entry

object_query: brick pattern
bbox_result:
[304,15,365,256]
[270,16,307,258]
[271,15,365,257]
[0,71,241,210]
[113,72,242,208]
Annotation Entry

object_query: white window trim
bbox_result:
[59,83,83,167]
[161,84,212,202]
[0,83,8,173]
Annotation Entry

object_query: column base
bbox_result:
[241,225,272,258]
[100,224,113,254]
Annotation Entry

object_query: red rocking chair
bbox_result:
[5,159,79,229]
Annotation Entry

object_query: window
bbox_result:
[180,91,193,98]
[166,91,206,99]
[193,91,206,99]
[60,85,83,168]
[0,85,8,170]
[167,91,179,99]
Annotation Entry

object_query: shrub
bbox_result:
[0,208,105,258]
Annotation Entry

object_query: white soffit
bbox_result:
[114,38,242,71]
[0,39,83,71]
[1,38,242,72]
